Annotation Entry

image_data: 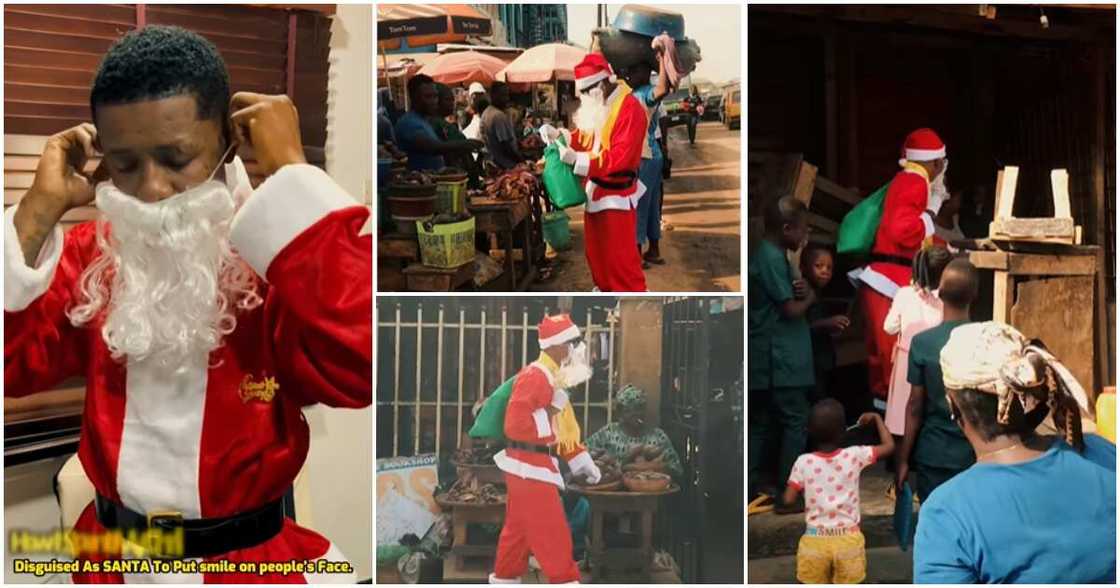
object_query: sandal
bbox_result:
[644,255,666,265]
[748,493,774,516]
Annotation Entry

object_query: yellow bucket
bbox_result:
[433,171,468,214]
[1096,388,1115,443]
[416,216,476,269]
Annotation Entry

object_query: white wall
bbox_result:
[308,3,374,581]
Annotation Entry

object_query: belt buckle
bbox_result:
[146,510,184,530]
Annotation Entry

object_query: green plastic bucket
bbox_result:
[542,210,572,251]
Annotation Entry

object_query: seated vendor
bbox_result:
[586,385,684,480]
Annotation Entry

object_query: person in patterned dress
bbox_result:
[586,385,683,480]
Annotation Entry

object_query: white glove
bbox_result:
[539,124,560,145]
[577,461,602,485]
[557,142,578,165]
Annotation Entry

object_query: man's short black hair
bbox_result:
[407,74,434,106]
[808,398,846,446]
[91,26,230,123]
[763,195,806,234]
[938,258,979,308]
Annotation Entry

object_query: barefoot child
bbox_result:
[783,401,894,584]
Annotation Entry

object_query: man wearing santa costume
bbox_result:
[854,128,948,410]
[540,53,648,292]
[4,27,370,583]
[489,314,601,584]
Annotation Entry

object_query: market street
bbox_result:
[532,120,741,292]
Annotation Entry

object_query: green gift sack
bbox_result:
[468,376,516,439]
[836,183,889,256]
[542,136,586,209]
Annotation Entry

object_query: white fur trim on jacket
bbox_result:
[550,388,570,410]
[489,573,523,584]
[567,450,594,473]
[576,70,610,92]
[492,450,565,488]
[573,151,591,177]
[921,212,935,238]
[539,325,581,348]
[585,180,645,214]
[4,203,63,312]
[532,408,552,437]
[229,164,358,280]
[857,266,900,299]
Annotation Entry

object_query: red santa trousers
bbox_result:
[493,474,580,583]
[583,209,647,292]
[859,285,897,403]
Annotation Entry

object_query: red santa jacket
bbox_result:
[568,84,647,214]
[492,354,592,489]
[4,163,371,583]
[862,166,935,297]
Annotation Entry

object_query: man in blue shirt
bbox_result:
[914,321,1116,584]
[620,55,671,269]
[393,74,481,171]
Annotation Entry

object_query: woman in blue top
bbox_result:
[915,321,1116,584]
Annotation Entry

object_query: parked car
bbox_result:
[702,94,722,121]
[721,83,740,130]
[660,88,695,129]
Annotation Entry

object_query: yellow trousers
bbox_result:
[795,530,866,584]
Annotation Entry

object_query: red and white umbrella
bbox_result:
[496,43,588,84]
[417,51,509,86]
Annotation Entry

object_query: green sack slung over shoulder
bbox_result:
[468,376,516,439]
[542,135,586,210]
[836,183,890,256]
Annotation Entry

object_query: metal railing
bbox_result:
[377,301,618,458]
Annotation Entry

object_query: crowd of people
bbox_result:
[749,129,1116,583]
[377,46,694,292]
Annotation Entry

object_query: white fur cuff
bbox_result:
[229,164,358,280]
[551,388,569,410]
[567,450,593,472]
[573,152,591,177]
[4,204,63,312]
[921,212,935,238]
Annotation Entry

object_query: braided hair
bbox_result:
[911,246,953,292]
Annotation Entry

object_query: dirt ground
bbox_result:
[530,121,741,292]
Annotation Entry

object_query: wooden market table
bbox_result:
[469,197,536,292]
[437,497,506,582]
[569,484,680,583]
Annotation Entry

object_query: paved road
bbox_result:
[531,121,741,292]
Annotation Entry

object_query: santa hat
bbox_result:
[574,53,616,92]
[900,128,946,165]
[538,314,581,348]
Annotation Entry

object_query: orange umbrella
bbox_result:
[497,43,588,84]
[417,51,509,86]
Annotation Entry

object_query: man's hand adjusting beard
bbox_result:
[229,92,307,177]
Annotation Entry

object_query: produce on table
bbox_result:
[621,443,668,473]
[577,448,623,487]
[421,210,472,231]
[482,164,539,201]
[439,471,506,505]
[622,470,671,493]
[395,171,434,186]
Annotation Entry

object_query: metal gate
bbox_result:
[376,297,619,459]
[659,297,745,583]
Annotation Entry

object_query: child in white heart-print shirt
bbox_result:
[782,400,894,584]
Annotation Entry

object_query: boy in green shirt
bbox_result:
[748,196,816,511]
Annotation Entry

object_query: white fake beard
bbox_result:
[929,171,950,214]
[67,180,262,368]
[557,342,593,388]
[574,87,609,135]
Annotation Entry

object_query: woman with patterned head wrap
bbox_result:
[913,321,1116,584]
[585,385,683,480]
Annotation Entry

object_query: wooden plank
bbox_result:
[990,217,1076,240]
[994,166,1018,220]
[813,174,860,207]
[807,211,838,235]
[792,161,817,207]
[378,237,420,259]
[1050,169,1072,219]
[993,271,1013,324]
[1011,276,1096,396]
[969,251,1096,276]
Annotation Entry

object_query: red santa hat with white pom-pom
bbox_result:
[899,128,947,167]
[574,53,616,92]
[538,314,581,348]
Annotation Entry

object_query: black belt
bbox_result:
[590,171,637,191]
[94,494,285,559]
[509,441,559,456]
[870,252,913,267]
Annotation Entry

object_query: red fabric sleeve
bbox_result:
[513,366,553,412]
[585,98,645,179]
[4,223,97,397]
[267,207,372,408]
[878,173,930,252]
